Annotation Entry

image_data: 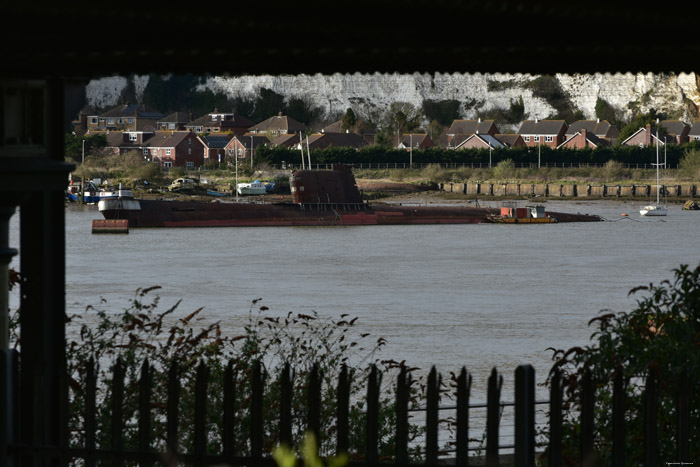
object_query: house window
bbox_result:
[118,118,123,124]
[186,161,194,169]
[169,123,175,130]
[129,133,137,141]
[166,149,171,156]
[524,136,530,142]
[143,148,149,155]
[163,161,172,168]
[89,117,97,124]
[694,136,700,141]
[545,136,553,142]
[107,118,114,124]
[188,148,192,155]
[128,118,134,124]
[534,136,540,142]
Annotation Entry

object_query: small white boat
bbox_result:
[236,180,267,195]
[640,128,667,217]
[640,204,668,216]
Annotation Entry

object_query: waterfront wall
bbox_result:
[439,182,698,199]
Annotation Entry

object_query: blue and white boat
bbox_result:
[66,180,107,204]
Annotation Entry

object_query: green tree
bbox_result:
[253,88,287,123]
[549,264,700,463]
[421,99,460,126]
[594,97,619,127]
[286,96,323,128]
[384,102,422,137]
[341,108,357,131]
[678,146,700,180]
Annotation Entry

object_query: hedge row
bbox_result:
[254,142,697,168]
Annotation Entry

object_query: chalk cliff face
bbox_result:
[85,72,700,127]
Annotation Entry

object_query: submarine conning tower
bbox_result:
[289,164,366,209]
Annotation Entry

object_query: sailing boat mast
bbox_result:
[655,128,660,205]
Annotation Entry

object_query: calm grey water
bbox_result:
[8,199,700,399]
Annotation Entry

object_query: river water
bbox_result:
[7,199,700,401]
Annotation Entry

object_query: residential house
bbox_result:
[293,132,368,151]
[225,134,270,163]
[144,131,205,168]
[86,104,164,133]
[621,123,667,147]
[455,134,506,150]
[688,121,700,142]
[397,133,433,150]
[199,134,234,165]
[248,112,306,139]
[185,109,254,136]
[493,134,526,148]
[658,120,690,144]
[319,118,374,142]
[157,112,191,131]
[104,131,161,156]
[269,133,300,148]
[438,119,499,148]
[455,133,525,150]
[71,105,97,136]
[557,129,608,149]
[565,119,618,143]
[517,119,568,148]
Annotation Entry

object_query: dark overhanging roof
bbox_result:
[2,1,699,79]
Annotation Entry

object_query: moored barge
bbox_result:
[98,165,602,228]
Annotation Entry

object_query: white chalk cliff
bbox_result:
[86,72,700,127]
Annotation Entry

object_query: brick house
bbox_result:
[455,133,506,150]
[248,113,306,139]
[688,121,700,142]
[517,119,568,148]
[397,133,433,150]
[185,109,254,136]
[565,119,618,143]
[295,132,368,150]
[455,133,524,149]
[144,131,205,168]
[557,128,608,149]
[86,104,164,133]
[199,134,234,165]
[658,120,690,144]
[225,134,270,163]
[438,119,499,148]
[621,123,667,147]
[157,112,191,131]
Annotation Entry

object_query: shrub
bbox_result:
[548,264,700,463]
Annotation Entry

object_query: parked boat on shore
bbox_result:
[98,165,602,228]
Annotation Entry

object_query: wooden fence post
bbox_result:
[426,366,441,465]
[644,365,659,466]
[194,361,209,465]
[395,364,409,465]
[166,361,180,459]
[548,368,562,467]
[223,360,237,458]
[486,367,502,467]
[307,363,321,443]
[138,359,153,467]
[366,364,381,464]
[336,364,350,455]
[456,367,472,467]
[612,367,626,466]
[111,358,125,467]
[514,365,535,467]
[580,369,594,466]
[279,363,292,447]
[250,362,264,459]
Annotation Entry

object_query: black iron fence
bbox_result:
[1,351,694,466]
